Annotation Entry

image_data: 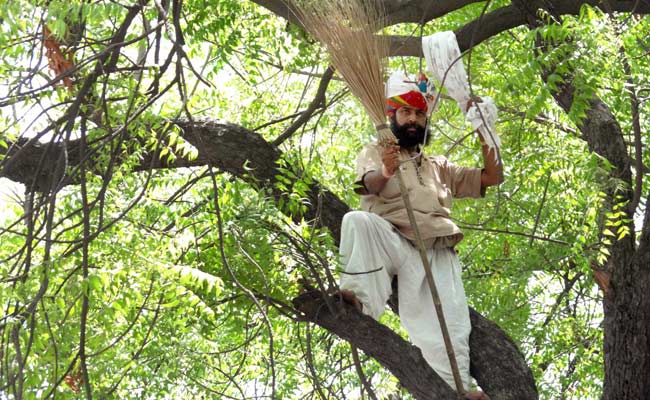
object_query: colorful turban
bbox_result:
[385,72,430,115]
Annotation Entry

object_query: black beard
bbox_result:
[390,118,429,148]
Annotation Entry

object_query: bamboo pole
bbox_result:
[377,124,465,398]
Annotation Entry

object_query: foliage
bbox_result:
[0,1,648,399]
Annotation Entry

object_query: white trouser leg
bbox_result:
[398,248,471,389]
[339,211,471,389]
[339,211,408,319]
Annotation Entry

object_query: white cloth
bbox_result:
[422,31,501,157]
[339,211,472,389]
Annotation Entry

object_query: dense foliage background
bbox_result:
[0,1,648,399]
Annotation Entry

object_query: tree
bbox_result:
[0,0,648,399]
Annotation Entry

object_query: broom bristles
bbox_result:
[288,0,389,129]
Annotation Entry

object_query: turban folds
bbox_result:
[385,72,431,115]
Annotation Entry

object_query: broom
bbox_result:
[287,0,466,397]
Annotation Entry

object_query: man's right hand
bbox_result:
[381,145,400,177]
[358,146,401,195]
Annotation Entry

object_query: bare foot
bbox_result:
[338,289,363,312]
[464,391,489,400]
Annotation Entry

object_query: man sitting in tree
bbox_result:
[339,73,503,400]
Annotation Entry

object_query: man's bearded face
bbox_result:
[390,113,429,148]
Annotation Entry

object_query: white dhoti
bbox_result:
[339,211,472,389]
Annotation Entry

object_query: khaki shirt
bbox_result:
[355,143,483,248]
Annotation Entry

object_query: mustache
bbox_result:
[400,123,420,130]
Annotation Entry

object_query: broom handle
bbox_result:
[377,125,465,398]
[394,168,466,397]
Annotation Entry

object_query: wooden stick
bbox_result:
[377,124,465,398]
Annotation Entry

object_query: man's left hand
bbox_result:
[465,95,483,112]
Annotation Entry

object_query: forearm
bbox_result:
[359,169,390,195]
[479,132,504,187]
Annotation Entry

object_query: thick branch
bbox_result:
[553,96,632,187]
[0,120,350,243]
[468,308,538,399]
[256,0,650,58]
[389,5,526,57]
[294,291,455,399]
[177,120,349,243]
[382,0,484,25]
[294,291,538,400]
[512,7,633,189]
[251,0,484,27]
[511,0,635,223]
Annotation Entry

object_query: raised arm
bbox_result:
[478,131,504,189]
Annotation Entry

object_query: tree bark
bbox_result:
[252,0,650,59]
[294,290,538,399]
[468,308,538,399]
[603,247,650,399]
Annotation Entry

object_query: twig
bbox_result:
[304,323,328,399]
[273,66,335,147]
[207,167,277,399]
[351,345,379,400]
[530,172,551,246]
[457,224,569,245]
[78,116,92,399]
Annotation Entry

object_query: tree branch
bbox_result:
[0,120,350,244]
[510,0,635,240]
[294,290,538,400]
[388,5,526,57]
[272,66,335,146]
[619,45,645,215]
[382,0,484,26]
[293,291,456,400]
[468,308,538,399]
[255,0,650,59]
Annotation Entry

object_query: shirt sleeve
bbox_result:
[437,156,484,199]
[355,144,382,184]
